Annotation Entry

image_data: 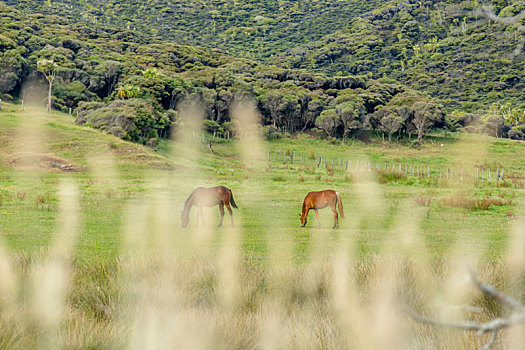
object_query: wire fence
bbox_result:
[268,149,525,185]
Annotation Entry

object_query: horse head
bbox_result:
[299,213,307,227]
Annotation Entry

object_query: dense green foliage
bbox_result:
[1,0,524,143]
[6,0,384,60]
[275,0,525,112]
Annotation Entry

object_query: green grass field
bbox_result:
[0,102,524,348]
[0,102,523,261]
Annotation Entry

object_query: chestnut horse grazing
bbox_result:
[181,186,238,227]
[300,190,344,228]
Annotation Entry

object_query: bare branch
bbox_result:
[403,305,511,334]
[469,270,524,311]
[476,6,525,54]
[480,330,498,350]
[477,6,525,25]
[435,300,484,314]
[404,273,525,350]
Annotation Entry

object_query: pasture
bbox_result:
[0,102,524,348]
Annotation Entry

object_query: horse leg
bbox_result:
[195,206,200,227]
[218,203,225,227]
[331,204,339,229]
[225,203,234,227]
[197,207,205,227]
[314,209,321,228]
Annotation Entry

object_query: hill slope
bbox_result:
[5,0,386,60]
[275,0,525,111]
[1,1,524,143]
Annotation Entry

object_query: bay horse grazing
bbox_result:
[181,186,238,227]
[300,190,344,228]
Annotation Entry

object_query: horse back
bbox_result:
[305,190,337,208]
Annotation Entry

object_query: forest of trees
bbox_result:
[1,0,524,145]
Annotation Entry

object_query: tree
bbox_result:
[143,68,160,79]
[37,59,58,113]
[302,98,324,132]
[412,101,440,143]
[483,115,505,138]
[380,112,404,144]
[258,89,301,132]
[335,100,365,141]
[315,109,341,137]
[117,84,140,100]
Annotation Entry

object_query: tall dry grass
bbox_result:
[0,98,523,349]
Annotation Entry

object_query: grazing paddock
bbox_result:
[0,102,524,348]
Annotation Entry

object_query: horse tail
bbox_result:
[184,189,197,208]
[229,190,239,209]
[336,192,345,218]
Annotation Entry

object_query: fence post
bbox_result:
[0,98,2,110]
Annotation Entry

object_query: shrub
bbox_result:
[376,169,407,184]
[414,195,432,207]
[507,129,524,140]
[440,193,514,211]
[272,175,285,182]
[76,99,163,143]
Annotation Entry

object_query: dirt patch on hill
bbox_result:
[4,152,85,172]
